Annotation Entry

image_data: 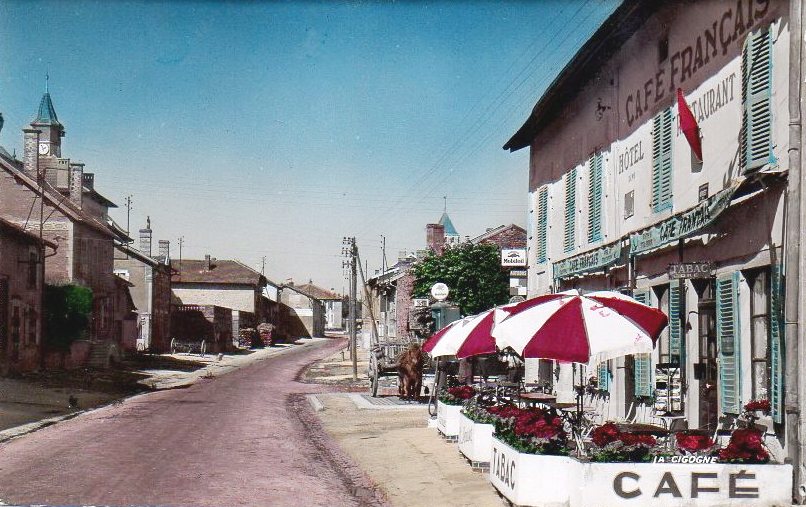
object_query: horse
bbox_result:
[397,343,425,400]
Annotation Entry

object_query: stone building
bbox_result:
[113,218,172,353]
[0,90,132,367]
[277,283,325,339]
[0,218,55,374]
[171,256,275,345]
[506,0,790,452]
[293,282,344,331]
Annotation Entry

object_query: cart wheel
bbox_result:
[170,338,177,355]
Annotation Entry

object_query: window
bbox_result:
[27,250,37,289]
[717,272,742,414]
[563,168,577,253]
[632,289,652,397]
[741,27,773,173]
[587,153,603,243]
[536,187,548,263]
[747,269,770,400]
[624,190,634,219]
[651,108,673,212]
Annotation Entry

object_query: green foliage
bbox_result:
[44,284,93,350]
[413,243,509,316]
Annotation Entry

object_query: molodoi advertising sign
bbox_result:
[501,249,527,267]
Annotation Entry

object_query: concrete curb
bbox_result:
[0,410,84,444]
[307,394,325,412]
[346,393,429,411]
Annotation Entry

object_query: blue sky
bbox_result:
[0,0,618,292]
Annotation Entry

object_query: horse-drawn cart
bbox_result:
[368,339,417,397]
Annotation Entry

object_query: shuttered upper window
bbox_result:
[536,187,549,264]
[742,27,773,173]
[587,153,603,243]
[717,272,742,414]
[563,169,577,253]
[633,289,653,398]
[651,108,673,213]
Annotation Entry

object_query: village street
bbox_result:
[0,338,383,507]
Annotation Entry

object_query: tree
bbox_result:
[44,284,93,351]
[412,242,509,315]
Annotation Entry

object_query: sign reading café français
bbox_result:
[630,184,736,255]
[553,241,623,279]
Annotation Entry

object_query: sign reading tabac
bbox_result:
[553,242,623,279]
[630,184,736,256]
[669,262,715,279]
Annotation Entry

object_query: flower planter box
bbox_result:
[489,436,582,507]
[490,435,793,507]
[580,461,793,507]
[458,412,494,469]
[436,401,462,440]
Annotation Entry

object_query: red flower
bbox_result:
[676,433,715,453]
[591,423,621,447]
[718,429,769,464]
[744,399,771,413]
[447,385,476,400]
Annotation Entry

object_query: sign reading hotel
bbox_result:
[630,184,736,255]
[553,242,623,279]
[501,249,527,267]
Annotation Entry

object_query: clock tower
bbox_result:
[30,77,64,158]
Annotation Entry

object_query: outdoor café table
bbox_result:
[615,422,670,437]
[518,392,557,408]
[655,413,687,431]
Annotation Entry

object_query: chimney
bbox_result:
[69,163,84,208]
[139,220,153,256]
[23,128,40,175]
[426,223,445,254]
[205,254,212,270]
[158,240,170,260]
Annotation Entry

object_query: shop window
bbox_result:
[746,269,771,400]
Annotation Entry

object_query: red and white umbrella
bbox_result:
[422,307,508,359]
[492,290,668,365]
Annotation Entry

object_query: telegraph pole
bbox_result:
[261,256,266,276]
[380,234,387,273]
[124,195,133,238]
[342,236,358,379]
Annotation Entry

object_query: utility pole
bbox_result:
[124,195,133,238]
[261,256,266,276]
[178,236,184,280]
[342,237,358,379]
[380,234,387,273]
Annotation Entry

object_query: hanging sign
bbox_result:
[553,242,623,279]
[668,262,715,279]
[501,249,527,267]
[413,298,430,308]
[430,283,450,301]
[630,184,737,255]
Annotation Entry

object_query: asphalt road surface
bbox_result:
[0,338,380,507]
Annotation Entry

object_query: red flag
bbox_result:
[677,88,702,162]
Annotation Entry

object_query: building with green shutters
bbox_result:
[506,0,794,473]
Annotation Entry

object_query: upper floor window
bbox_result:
[536,187,549,263]
[742,27,773,173]
[651,108,673,213]
[563,168,577,253]
[587,153,603,243]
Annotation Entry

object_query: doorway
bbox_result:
[694,279,718,430]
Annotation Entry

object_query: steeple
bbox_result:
[438,196,459,245]
[31,74,65,158]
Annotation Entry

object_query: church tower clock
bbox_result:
[30,76,64,158]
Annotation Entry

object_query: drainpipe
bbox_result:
[785,0,804,501]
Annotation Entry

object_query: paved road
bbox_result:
[0,338,378,507]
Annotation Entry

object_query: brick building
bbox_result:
[0,90,133,367]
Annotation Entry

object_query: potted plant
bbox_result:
[436,385,475,439]
[458,396,499,468]
[588,422,658,463]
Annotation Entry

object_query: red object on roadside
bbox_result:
[677,88,703,162]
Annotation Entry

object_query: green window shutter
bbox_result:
[669,280,683,365]
[563,169,577,253]
[717,272,742,414]
[536,187,549,263]
[742,28,773,173]
[770,264,784,423]
[587,153,603,243]
[632,289,653,397]
[598,361,610,392]
[651,108,673,213]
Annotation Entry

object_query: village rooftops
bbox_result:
[172,258,271,287]
[292,283,343,301]
[0,217,57,249]
[503,0,650,152]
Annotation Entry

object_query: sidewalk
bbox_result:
[307,347,506,507]
[0,338,328,441]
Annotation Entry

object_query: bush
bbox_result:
[44,284,93,351]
